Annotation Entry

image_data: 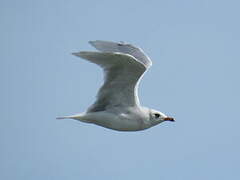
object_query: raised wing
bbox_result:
[72,51,147,112]
[89,40,152,68]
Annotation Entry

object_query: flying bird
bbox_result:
[57,40,174,131]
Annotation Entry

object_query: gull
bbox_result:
[57,40,174,131]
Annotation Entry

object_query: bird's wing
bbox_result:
[72,51,150,112]
[89,40,152,68]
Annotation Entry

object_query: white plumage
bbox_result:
[57,40,174,131]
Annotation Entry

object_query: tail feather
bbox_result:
[56,113,85,121]
[56,116,72,119]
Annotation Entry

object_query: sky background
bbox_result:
[1,0,240,179]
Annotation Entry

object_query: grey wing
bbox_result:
[72,51,147,112]
[89,40,152,68]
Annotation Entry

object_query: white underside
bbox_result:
[58,108,152,131]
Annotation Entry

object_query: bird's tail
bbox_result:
[56,114,82,120]
[56,116,71,119]
[56,113,88,122]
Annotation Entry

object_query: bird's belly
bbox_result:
[89,112,144,131]
[95,118,143,131]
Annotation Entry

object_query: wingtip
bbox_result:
[89,40,99,46]
[72,52,80,56]
[56,117,66,120]
[89,40,112,45]
[88,40,95,44]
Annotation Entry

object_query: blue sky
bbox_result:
[1,0,240,179]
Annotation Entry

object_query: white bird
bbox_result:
[57,40,174,131]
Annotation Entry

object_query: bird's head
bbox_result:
[149,109,175,125]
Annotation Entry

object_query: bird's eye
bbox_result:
[154,113,160,118]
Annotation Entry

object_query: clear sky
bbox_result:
[1,0,240,179]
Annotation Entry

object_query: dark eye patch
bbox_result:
[154,113,160,118]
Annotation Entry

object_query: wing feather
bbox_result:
[73,51,146,112]
[89,40,152,68]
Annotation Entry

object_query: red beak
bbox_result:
[164,117,175,122]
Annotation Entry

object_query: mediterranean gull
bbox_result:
[57,40,174,131]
